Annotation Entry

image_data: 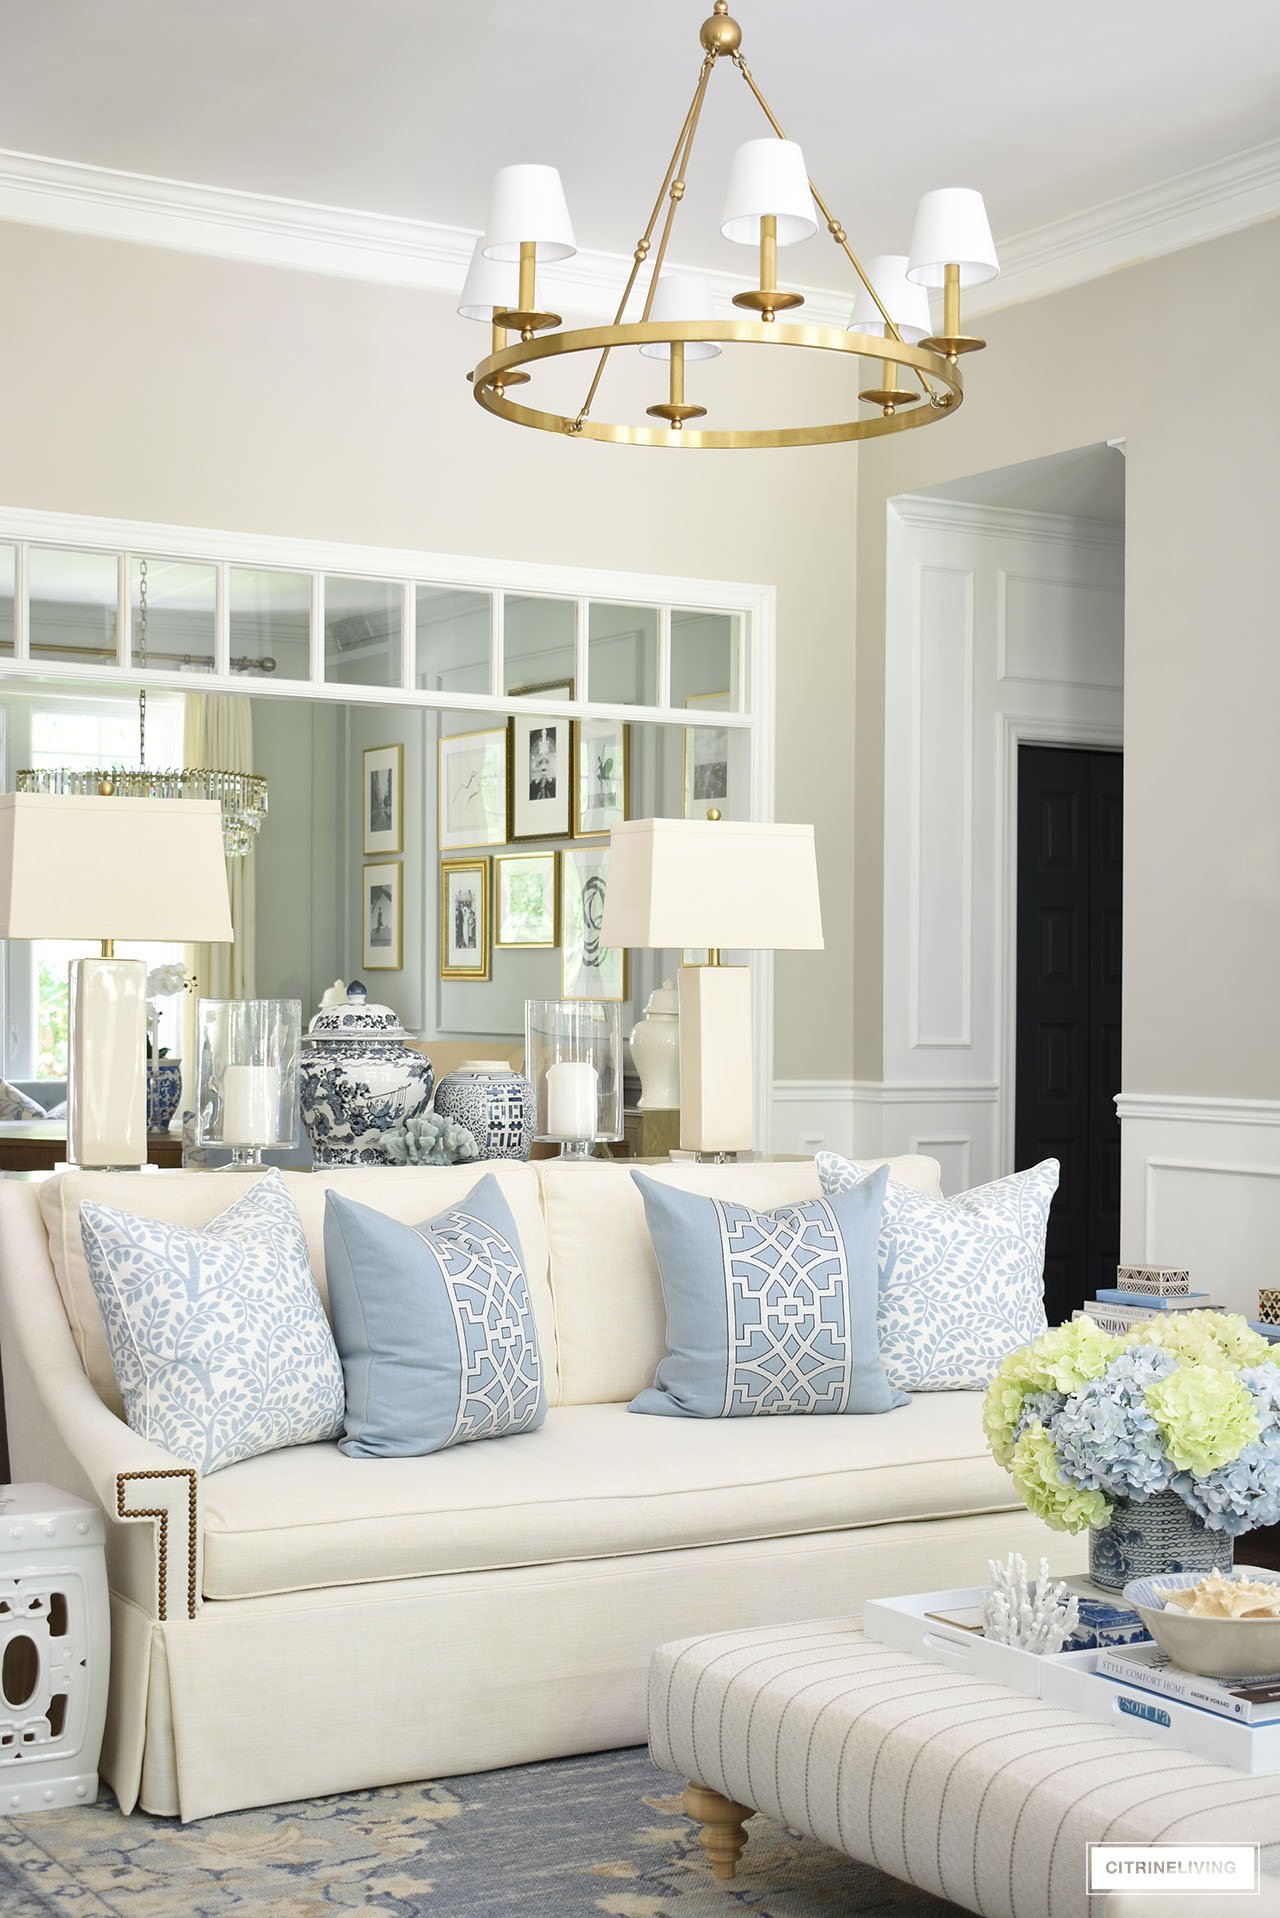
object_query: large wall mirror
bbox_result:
[0,516,773,1123]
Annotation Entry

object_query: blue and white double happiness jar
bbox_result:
[432,1061,535,1162]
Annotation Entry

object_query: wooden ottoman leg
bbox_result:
[683,1781,756,1881]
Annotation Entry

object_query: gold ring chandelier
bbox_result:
[462,3,1000,451]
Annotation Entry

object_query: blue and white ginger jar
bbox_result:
[299,982,433,1166]
[432,1061,535,1163]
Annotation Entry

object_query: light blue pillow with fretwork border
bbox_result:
[80,1170,345,1475]
[628,1167,905,1420]
[816,1153,1057,1391]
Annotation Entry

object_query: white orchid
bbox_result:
[145,965,194,1059]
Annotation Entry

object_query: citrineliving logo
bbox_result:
[1086,1844,1260,1896]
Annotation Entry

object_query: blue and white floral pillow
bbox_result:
[816,1153,1057,1392]
[80,1171,345,1475]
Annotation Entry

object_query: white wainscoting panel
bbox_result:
[1118,1095,1280,1319]
[772,1081,999,1193]
[883,496,1125,1175]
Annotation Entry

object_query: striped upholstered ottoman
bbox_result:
[648,1619,1280,1916]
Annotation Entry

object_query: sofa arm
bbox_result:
[0,1180,203,1621]
[14,1351,202,1622]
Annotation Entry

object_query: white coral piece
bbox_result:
[982,1553,1079,1655]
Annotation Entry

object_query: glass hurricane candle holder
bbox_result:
[524,999,623,1157]
[196,998,302,1169]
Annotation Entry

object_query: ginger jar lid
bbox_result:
[307,980,410,1041]
[644,979,680,1019]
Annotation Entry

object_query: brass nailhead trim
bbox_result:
[115,1468,199,1621]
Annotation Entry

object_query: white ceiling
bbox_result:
[3,0,1278,291]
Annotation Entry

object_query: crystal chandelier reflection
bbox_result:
[463,3,1000,449]
[16,559,268,857]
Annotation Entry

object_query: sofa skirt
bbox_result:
[106,1506,1079,1821]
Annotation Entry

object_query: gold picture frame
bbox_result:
[495,851,559,948]
[508,679,574,842]
[362,861,403,971]
[573,716,630,838]
[438,725,507,851]
[682,690,731,818]
[363,742,403,855]
[440,856,491,980]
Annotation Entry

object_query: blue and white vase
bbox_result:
[432,1062,535,1162]
[299,982,434,1166]
[146,1059,183,1134]
[1089,1490,1233,1594]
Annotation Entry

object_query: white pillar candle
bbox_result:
[546,1060,598,1141]
[222,1064,281,1146]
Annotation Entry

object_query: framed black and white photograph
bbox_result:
[573,717,629,838]
[508,681,573,841]
[440,856,491,980]
[363,743,403,855]
[495,851,558,948]
[438,726,507,851]
[682,691,730,817]
[561,845,626,1002]
[362,861,402,971]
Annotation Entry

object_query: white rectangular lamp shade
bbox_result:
[602,818,823,1153]
[0,794,233,1168]
[601,818,823,952]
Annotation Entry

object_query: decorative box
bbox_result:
[1115,1265,1191,1295]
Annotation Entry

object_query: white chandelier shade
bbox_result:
[907,188,1000,288]
[638,274,723,360]
[847,255,934,344]
[458,238,533,321]
[721,139,818,247]
[482,164,577,263]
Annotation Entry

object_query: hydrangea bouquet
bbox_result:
[983,1312,1280,1539]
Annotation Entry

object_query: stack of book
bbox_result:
[1098,1640,1280,1726]
[1076,1265,1280,1342]
[1080,1265,1215,1336]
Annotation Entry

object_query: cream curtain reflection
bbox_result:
[181,696,257,1098]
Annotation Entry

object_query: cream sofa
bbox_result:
[0,1155,1070,1821]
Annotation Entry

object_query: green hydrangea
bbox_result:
[1008,1423,1111,1533]
[1144,1361,1261,1475]
[982,1319,1121,1467]
[1130,1310,1271,1371]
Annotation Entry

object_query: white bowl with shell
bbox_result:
[1124,1567,1280,1678]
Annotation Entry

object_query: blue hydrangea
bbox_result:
[1052,1344,1180,1500]
[1015,1389,1065,1437]
[1175,1367,1280,1534]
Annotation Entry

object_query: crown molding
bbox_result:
[893,496,1125,546]
[968,139,1280,317]
[0,139,1275,327]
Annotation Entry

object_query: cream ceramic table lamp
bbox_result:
[0,793,233,1169]
[602,814,823,1157]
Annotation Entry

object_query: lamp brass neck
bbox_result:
[100,938,115,959]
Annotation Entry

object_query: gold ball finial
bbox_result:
[706,806,722,822]
[700,5,742,55]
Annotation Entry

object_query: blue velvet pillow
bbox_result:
[629,1167,905,1420]
[323,1173,546,1458]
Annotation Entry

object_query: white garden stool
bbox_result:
[0,1483,108,1812]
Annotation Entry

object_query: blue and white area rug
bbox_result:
[0,1746,955,1915]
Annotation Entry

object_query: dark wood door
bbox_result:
[1015,745,1123,1323]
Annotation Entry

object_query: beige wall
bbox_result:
[0,219,857,1079]
[855,219,1280,1099]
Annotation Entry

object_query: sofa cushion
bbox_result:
[197,1389,1019,1601]
[629,1169,905,1420]
[541,1155,944,1408]
[80,1171,345,1474]
[325,1176,547,1457]
[39,1161,556,1418]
